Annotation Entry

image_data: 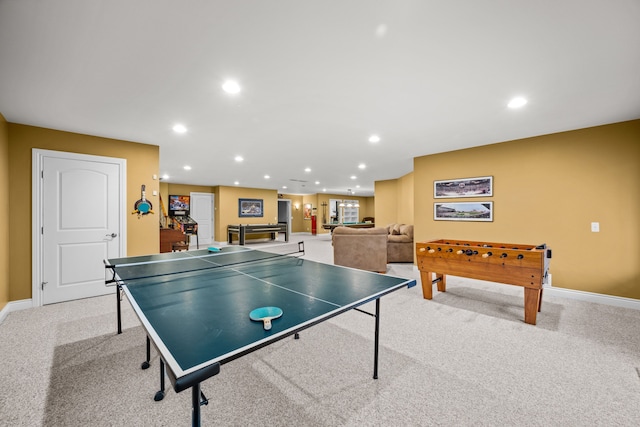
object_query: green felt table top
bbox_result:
[107,246,415,379]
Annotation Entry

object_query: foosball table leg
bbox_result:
[523,288,541,325]
[420,272,447,299]
[420,272,434,299]
[538,289,543,312]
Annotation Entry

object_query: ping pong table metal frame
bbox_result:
[105,247,416,426]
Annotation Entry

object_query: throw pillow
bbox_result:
[399,224,413,238]
[391,224,401,235]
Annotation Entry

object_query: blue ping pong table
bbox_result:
[105,243,416,426]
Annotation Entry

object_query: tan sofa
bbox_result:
[386,224,414,263]
[332,227,388,273]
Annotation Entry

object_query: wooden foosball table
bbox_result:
[416,239,552,325]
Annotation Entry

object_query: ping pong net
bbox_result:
[105,241,306,286]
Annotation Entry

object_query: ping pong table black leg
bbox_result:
[154,359,165,401]
[142,336,151,369]
[373,298,380,380]
[116,284,122,334]
[192,383,202,427]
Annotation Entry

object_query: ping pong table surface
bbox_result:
[105,243,416,426]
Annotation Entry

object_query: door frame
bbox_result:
[189,191,215,246]
[31,149,127,307]
[278,199,292,238]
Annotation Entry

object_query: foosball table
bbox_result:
[416,239,552,325]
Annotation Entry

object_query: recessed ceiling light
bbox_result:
[315,181,320,185]
[358,163,366,169]
[222,80,241,94]
[234,181,239,185]
[161,174,169,180]
[282,185,287,189]
[234,156,244,162]
[322,188,327,192]
[368,135,380,143]
[183,165,191,170]
[508,96,527,109]
[350,175,357,180]
[356,185,361,188]
[173,124,187,133]
[264,175,270,179]
[304,167,311,172]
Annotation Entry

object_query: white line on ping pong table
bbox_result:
[112,250,247,267]
[116,247,340,308]
[187,250,343,309]
[235,269,343,308]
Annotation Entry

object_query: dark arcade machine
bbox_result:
[168,195,198,249]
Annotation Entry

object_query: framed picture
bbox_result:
[303,203,312,220]
[434,176,493,198]
[434,202,493,222]
[238,198,263,217]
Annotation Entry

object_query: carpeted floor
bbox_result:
[1,234,639,426]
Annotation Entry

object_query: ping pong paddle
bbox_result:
[249,306,283,330]
[133,185,154,216]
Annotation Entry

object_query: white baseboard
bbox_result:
[412,266,640,311]
[0,299,33,324]
[543,286,640,311]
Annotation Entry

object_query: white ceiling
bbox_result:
[1,1,639,196]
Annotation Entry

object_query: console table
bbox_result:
[227,223,288,245]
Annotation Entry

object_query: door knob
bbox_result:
[106,233,118,238]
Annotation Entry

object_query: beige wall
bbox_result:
[7,123,160,301]
[4,117,636,306]
[0,114,9,311]
[216,186,279,242]
[374,172,414,227]
[281,194,305,233]
[412,119,640,299]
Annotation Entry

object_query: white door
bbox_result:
[38,152,124,305]
[190,192,214,247]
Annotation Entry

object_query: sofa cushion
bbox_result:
[332,226,388,237]
[399,224,413,239]
[388,234,412,244]
[390,224,401,235]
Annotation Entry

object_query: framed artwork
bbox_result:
[434,176,493,198]
[434,202,493,222]
[238,198,263,217]
[303,203,312,220]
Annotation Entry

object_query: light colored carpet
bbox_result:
[1,233,639,426]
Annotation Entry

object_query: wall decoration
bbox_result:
[434,176,493,198]
[303,203,312,220]
[238,198,263,217]
[132,184,154,218]
[434,202,493,222]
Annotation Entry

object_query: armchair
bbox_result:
[332,227,388,273]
